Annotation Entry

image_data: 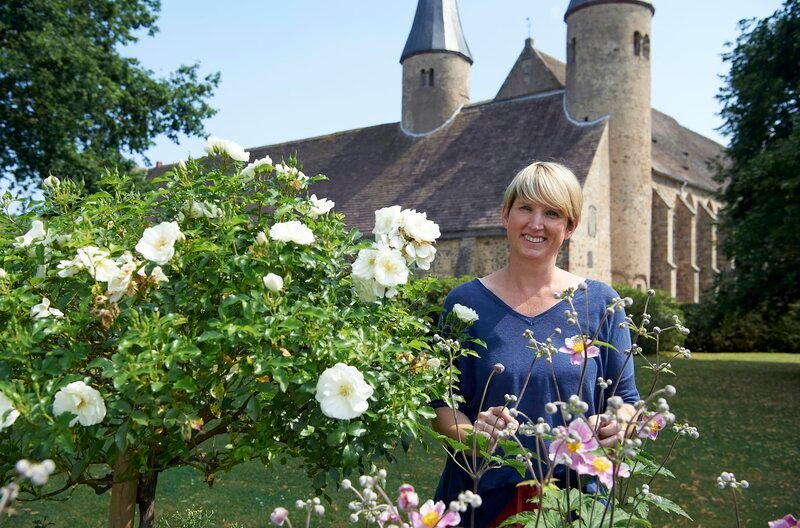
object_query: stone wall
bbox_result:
[401,53,471,134]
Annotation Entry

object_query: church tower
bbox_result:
[565,0,655,288]
[400,0,473,135]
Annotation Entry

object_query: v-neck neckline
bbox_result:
[474,278,591,323]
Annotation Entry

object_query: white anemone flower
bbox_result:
[150,266,169,283]
[0,393,20,430]
[31,297,64,319]
[135,221,183,265]
[308,195,335,219]
[204,136,250,162]
[52,381,106,427]
[269,221,315,245]
[14,220,47,248]
[452,304,479,324]
[400,209,441,243]
[315,363,374,420]
[241,155,273,178]
[373,247,408,288]
[262,273,284,292]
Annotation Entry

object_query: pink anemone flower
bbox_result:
[559,335,600,365]
[409,500,460,528]
[769,515,799,528]
[548,418,600,468]
[575,454,630,489]
[637,413,667,440]
[397,484,419,511]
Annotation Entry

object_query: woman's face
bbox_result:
[502,196,576,263]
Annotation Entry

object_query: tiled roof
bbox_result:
[247,92,605,237]
[651,109,726,192]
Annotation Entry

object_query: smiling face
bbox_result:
[502,197,577,264]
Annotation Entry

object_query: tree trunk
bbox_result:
[136,472,159,528]
[108,453,137,528]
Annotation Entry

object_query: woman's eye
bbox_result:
[546,210,561,218]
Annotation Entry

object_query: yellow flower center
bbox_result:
[566,440,581,453]
[422,511,441,527]
[593,457,611,472]
[649,420,661,432]
[572,341,585,353]
[338,384,352,397]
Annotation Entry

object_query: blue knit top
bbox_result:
[432,279,639,526]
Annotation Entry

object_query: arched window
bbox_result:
[587,205,597,238]
[633,31,642,56]
[420,68,435,87]
[569,37,576,64]
[643,35,650,59]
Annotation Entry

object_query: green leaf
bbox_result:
[174,376,199,393]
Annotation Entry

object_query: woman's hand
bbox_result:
[475,406,519,450]
[587,404,638,448]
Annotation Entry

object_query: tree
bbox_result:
[715,0,800,311]
[0,145,452,527]
[0,0,219,192]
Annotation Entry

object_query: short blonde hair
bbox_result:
[502,161,583,225]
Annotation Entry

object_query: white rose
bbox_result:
[92,257,122,283]
[0,268,7,279]
[52,381,106,427]
[135,221,183,265]
[150,266,169,283]
[255,231,268,246]
[404,242,437,271]
[31,297,64,319]
[181,200,206,219]
[204,136,250,162]
[373,247,408,288]
[373,206,402,237]
[315,363,374,420]
[269,221,315,245]
[352,248,378,280]
[452,303,479,324]
[353,276,386,302]
[308,195,335,219]
[262,273,284,292]
[425,358,442,370]
[241,155,273,178]
[14,220,47,248]
[399,209,440,243]
[0,392,20,430]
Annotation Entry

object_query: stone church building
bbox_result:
[180,0,728,302]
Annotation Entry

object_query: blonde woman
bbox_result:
[432,162,639,527]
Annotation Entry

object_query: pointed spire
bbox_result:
[400,0,473,64]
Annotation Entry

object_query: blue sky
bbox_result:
[128,0,784,167]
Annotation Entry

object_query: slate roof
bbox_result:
[651,109,725,192]
[149,96,724,236]
[247,92,604,237]
[400,0,473,64]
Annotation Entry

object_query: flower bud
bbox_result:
[270,507,289,526]
[493,363,505,374]
[43,175,60,190]
[263,273,284,292]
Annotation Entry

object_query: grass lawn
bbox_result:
[5,353,798,527]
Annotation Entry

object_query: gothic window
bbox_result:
[634,31,642,56]
[643,35,651,59]
[429,68,434,86]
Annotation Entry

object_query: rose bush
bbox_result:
[0,140,456,527]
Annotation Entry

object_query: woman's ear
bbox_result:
[501,207,509,229]
[565,219,579,239]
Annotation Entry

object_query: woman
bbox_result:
[432,162,639,527]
